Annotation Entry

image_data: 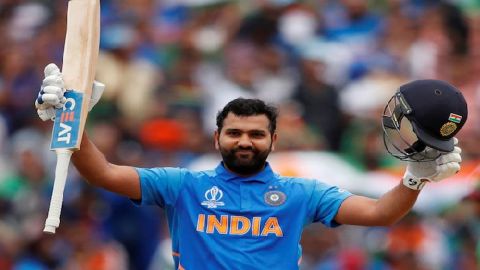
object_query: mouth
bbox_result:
[234,149,254,158]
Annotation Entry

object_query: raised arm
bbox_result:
[335,184,419,226]
[71,132,141,200]
[36,63,141,200]
[335,142,462,226]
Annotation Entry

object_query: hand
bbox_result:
[402,138,462,190]
[35,63,105,121]
[35,63,66,121]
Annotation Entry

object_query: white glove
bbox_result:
[402,138,462,190]
[35,63,105,121]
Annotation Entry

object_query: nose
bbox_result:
[237,133,253,148]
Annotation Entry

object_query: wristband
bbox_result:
[402,176,428,190]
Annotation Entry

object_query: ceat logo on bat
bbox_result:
[50,91,84,150]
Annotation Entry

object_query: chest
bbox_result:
[184,180,306,213]
[176,180,308,237]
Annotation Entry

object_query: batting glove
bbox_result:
[402,138,462,190]
[35,63,105,121]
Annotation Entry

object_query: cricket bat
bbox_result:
[44,0,100,234]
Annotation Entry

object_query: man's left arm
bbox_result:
[335,139,462,226]
[334,185,420,226]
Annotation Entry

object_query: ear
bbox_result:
[271,133,278,151]
[214,130,220,150]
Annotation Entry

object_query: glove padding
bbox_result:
[402,138,462,190]
[35,63,105,121]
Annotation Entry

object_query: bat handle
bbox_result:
[43,149,73,234]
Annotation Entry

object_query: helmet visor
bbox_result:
[382,93,439,161]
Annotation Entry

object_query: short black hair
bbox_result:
[216,98,278,134]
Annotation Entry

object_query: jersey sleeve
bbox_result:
[308,179,353,228]
[131,167,186,208]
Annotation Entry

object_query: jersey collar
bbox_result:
[215,162,276,183]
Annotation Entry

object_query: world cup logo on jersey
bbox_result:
[201,186,225,208]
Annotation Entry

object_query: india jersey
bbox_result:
[133,162,352,270]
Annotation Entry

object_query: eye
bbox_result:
[226,130,241,137]
[250,131,266,138]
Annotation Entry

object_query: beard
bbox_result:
[219,144,272,176]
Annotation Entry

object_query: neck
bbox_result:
[222,162,266,177]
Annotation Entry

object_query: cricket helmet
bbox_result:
[382,79,468,161]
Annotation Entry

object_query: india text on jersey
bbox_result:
[196,214,283,237]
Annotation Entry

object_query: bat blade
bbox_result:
[53,0,100,151]
[44,0,100,234]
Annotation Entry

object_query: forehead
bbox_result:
[222,113,270,131]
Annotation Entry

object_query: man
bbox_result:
[36,64,466,269]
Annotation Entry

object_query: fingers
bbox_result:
[54,97,66,109]
[433,150,461,181]
[36,64,66,121]
[37,107,56,121]
[436,153,462,166]
[41,93,62,105]
[444,162,460,173]
[39,65,65,107]
[418,139,462,183]
[44,63,61,77]
[453,137,458,146]
[36,88,65,107]
[434,162,461,181]
[436,146,462,165]
[42,85,63,95]
[42,74,64,89]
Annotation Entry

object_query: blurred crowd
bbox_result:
[0,0,479,269]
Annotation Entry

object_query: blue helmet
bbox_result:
[382,79,468,161]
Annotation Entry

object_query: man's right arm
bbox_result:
[72,132,141,200]
[36,63,141,200]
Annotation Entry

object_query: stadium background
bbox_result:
[0,0,479,269]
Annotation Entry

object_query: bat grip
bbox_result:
[43,149,73,234]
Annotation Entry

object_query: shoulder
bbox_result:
[136,167,218,188]
[276,175,339,192]
[276,175,318,189]
[135,167,198,182]
[182,168,219,181]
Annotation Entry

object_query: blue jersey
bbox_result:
[134,162,352,270]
